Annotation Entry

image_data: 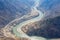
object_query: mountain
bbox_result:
[23,16,60,39]
[0,0,35,28]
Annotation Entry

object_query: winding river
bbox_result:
[13,0,47,40]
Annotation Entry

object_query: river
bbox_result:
[13,0,47,40]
